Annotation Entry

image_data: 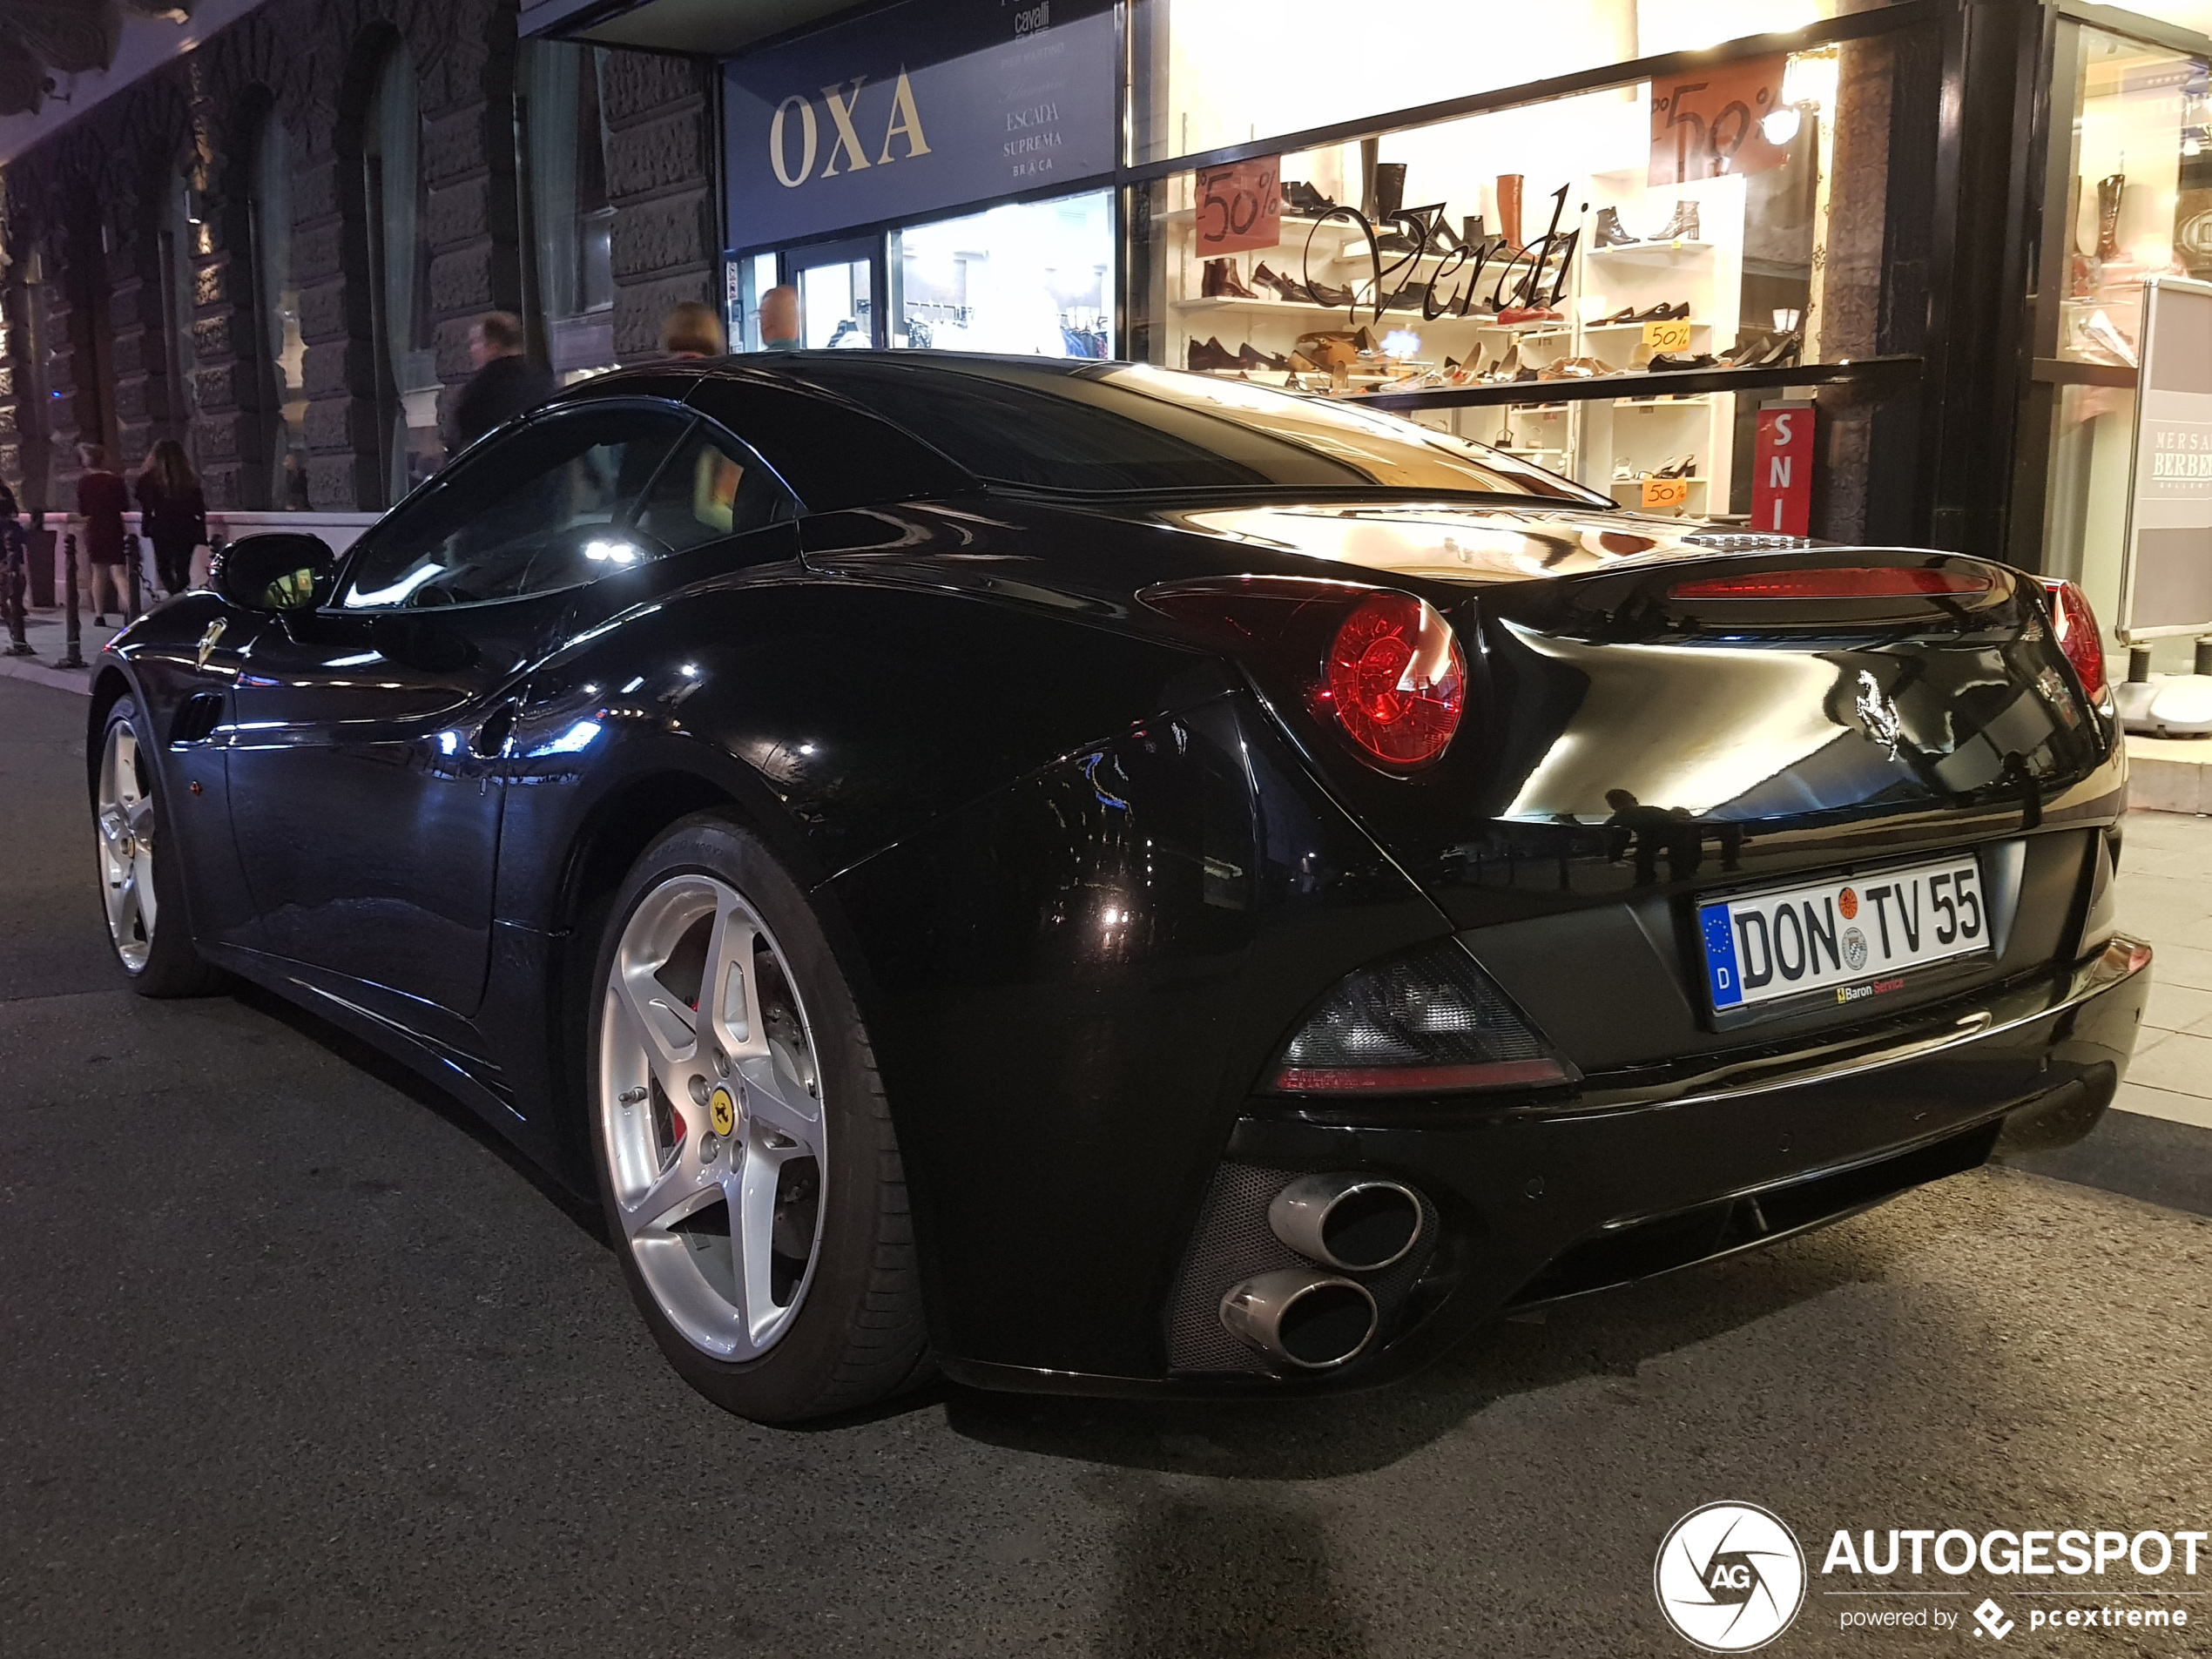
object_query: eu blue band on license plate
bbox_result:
[1701,853,1989,1011]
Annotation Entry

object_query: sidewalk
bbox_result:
[2107,808,2212,1130]
[0,607,124,693]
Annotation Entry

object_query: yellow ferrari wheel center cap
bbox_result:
[708,1084,738,1138]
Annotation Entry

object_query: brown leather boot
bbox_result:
[1496,174,1524,253]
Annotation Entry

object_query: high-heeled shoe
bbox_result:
[1653,455,1696,479]
[1238,342,1291,371]
[1650,201,1700,242]
[1305,278,1358,307]
[1250,261,1304,302]
[1282,179,1335,218]
[1593,206,1637,248]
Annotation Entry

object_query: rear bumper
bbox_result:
[941,935,2151,1398]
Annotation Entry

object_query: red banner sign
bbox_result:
[1649,55,1792,187]
[1752,401,1816,536]
[1196,158,1282,257]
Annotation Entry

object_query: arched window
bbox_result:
[363,48,437,505]
[244,112,307,507]
[517,41,616,379]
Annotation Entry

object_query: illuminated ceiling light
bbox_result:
[1761,106,1804,146]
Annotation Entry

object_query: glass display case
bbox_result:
[1128,30,1930,534]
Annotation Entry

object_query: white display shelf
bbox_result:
[1613,395,1713,408]
[1605,475,1710,490]
[1174,294,1359,317]
[1517,319,1707,343]
[1587,239,1715,266]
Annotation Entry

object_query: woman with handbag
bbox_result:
[134,440,206,598]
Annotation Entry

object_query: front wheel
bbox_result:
[93,697,226,996]
[586,816,928,1422]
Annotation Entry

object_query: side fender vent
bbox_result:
[169,692,224,746]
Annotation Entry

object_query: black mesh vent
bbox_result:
[1165,1162,1438,1377]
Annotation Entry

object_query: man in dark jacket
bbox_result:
[448,312,554,455]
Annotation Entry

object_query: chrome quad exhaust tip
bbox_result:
[1267,1172,1424,1271]
[1218,1269,1379,1370]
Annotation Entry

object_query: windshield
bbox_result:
[778,354,1611,506]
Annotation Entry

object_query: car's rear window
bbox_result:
[779,356,1610,505]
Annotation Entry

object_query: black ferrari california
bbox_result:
[90,354,2151,1421]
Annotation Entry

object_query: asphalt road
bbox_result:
[3,673,2209,1658]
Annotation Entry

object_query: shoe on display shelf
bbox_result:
[1187,335,1239,372]
[1539,355,1620,380]
[1647,351,1719,372]
[1593,206,1637,248]
[2072,307,2139,368]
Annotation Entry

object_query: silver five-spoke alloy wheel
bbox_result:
[96,716,158,972]
[597,873,827,1359]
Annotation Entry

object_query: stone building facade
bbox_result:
[0,0,718,516]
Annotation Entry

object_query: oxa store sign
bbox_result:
[724,0,1116,249]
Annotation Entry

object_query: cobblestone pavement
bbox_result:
[3,674,2206,1659]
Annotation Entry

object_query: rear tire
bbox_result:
[93,696,227,998]
[584,814,929,1422]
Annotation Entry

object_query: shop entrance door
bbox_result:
[783,237,883,349]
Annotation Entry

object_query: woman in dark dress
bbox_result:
[134,440,206,597]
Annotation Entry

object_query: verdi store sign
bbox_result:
[724,0,1117,248]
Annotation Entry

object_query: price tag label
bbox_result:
[1642,318,1692,354]
[1642,476,1691,512]
[1197,158,1283,256]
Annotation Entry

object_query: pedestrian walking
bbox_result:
[74,444,129,626]
[759,285,801,350]
[0,481,30,655]
[661,300,725,358]
[134,439,207,598]
[449,312,555,455]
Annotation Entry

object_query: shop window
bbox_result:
[1130,0,1897,164]
[2055,28,2211,368]
[1129,27,1931,538]
[890,191,1113,357]
[363,48,440,506]
[518,41,617,381]
[246,112,309,509]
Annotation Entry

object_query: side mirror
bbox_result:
[211,532,336,611]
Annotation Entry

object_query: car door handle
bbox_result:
[471,703,518,759]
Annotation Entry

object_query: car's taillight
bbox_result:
[1269,941,1575,1096]
[1319,592,1466,767]
[1669,566,1993,600]
[1138,577,1468,773]
[2037,577,2109,702]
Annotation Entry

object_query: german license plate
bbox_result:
[1699,854,1989,1011]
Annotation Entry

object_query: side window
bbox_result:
[631,422,797,552]
[339,405,689,610]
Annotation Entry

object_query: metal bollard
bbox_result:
[58,528,84,670]
[125,529,143,617]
